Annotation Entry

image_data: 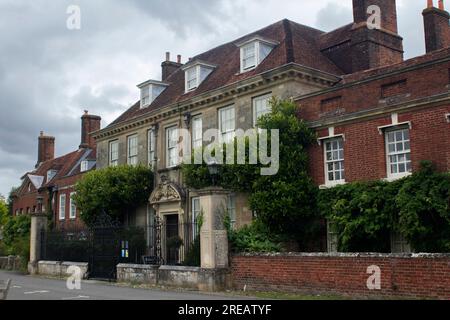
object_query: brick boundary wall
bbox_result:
[230,253,450,299]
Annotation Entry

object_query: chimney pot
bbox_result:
[177,55,182,64]
[429,0,434,8]
[439,0,445,10]
[166,52,170,62]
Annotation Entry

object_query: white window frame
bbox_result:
[227,194,237,230]
[166,126,179,168]
[192,197,201,240]
[241,43,257,72]
[141,85,151,108]
[385,127,412,180]
[253,93,272,127]
[148,129,156,169]
[191,115,203,151]
[109,140,119,167]
[218,105,235,144]
[324,137,345,187]
[59,194,66,221]
[185,66,199,92]
[80,160,88,172]
[127,135,138,166]
[69,192,76,220]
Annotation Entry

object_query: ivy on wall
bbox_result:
[183,99,320,249]
[319,161,450,253]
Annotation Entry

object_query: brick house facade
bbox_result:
[90,0,450,255]
[12,112,101,229]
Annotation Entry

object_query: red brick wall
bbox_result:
[308,106,450,185]
[300,55,450,186]
[230,253,450,299]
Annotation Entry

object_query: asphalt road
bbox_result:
[0,270,251,300]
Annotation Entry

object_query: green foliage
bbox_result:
[0,214,31,267]
[396,161,450,252]
[319,162,450,253]
[225,217,281,253]
[183,236,201,267]
[73,165,154,226]
[182,99,319,248]
[0,197,8,226]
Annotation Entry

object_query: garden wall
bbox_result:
[230,253,450,299]
[0,256,22,271]
[37,261,89,279]
[117,264,230,292]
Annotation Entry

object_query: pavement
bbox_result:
[0,270,253,300]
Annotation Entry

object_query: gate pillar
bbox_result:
[198,188,229,269]
[28,212,47,275]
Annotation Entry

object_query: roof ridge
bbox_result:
[283,19,295,64]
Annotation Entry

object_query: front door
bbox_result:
[165,214,179,265]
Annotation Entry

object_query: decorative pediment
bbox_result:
[149,176,184,204]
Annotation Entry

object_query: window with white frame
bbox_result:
[242,43,256,71]
[385,128,411,178]
[127,135,138,166]
[80,160,89,172]
[59,194,66,220]
[253,94,272,127]
[141,85,151,107]
[109,141,119,167]
[238,37,277,73]
[166,126,179,168]
[327,220,338,253]
[139,82,168,109]
[192,116,203,151]
[324,138,345,186]
[219,106,235,144]
[192,197,201,240]
[186,67,198,92]
[148,129,156,168]
[227,195,236,230]
[69,192,76,219]
[183,62,215,93]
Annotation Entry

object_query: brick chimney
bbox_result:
[350,0,404,72]
[37,131,55,167]
[423,0,450,53]
[79,110,101,149]
[161,52,182,81]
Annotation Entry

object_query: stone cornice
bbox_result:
[93,63,341,140]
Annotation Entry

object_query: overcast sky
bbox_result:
[0,0,427,197]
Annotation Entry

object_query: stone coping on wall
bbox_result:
[233,252,450,259]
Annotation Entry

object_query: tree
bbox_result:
[73,165,154,226]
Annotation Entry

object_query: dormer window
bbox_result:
[46,169,57,182]
[182,61,216,93]
[80,160,94,172]
[137,80,169,109]
[237,36,278,73]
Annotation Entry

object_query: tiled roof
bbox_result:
[109,19,345,127]
[23,148,95,191]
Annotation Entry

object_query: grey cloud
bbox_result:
[315,2,353,31]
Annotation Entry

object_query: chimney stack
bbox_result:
[161,52,183,81]
[423,0,450,53]
[79,110,101,149]
[350,0,403,72]
[37,131,55,167]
